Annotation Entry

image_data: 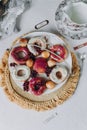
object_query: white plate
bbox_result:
[9,32,72,95]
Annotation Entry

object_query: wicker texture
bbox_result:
[0,50,80,111]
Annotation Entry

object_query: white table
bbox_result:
[0,0,87,130]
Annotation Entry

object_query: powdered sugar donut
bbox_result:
[49,66,68,84]
[28,37,47,56]
[12,65,30,82]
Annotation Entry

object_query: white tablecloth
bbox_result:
[0,0,87,130]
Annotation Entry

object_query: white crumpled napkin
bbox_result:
[0,0,31,39]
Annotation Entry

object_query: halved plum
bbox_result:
[33,57,47,73]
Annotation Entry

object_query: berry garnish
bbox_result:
[23,81,29,91]
[34,46,42,54]
[30,70,38,78]
[29,53,36,61]
[10,63,17,67]
[45,66,54,76]
[23,85,29,91]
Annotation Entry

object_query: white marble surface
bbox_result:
[0,0,87,130]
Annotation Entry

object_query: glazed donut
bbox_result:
[12,65,30,82]
[28,37,47,56]
[29,77,46,95]
[50,44,68,62]
[49,66,68,84]
[11,46,30,64]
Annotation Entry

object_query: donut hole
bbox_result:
[34,85,40,91]
[17,51,26,59]
[56,71,62,79]
[56,51,61,55]
[34,42,41,46]
[17,70,26,77]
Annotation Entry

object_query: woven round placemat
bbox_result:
[0,50,80,111]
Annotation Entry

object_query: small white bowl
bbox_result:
[55,0,87,39]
